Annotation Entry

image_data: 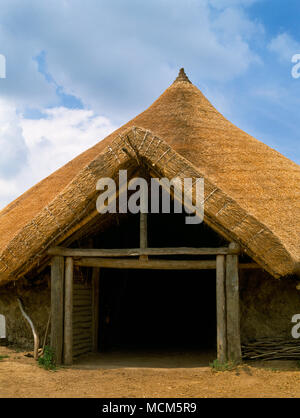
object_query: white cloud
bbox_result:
[212,7,264,40]
[0,98,28,179]
[22,107,114,173]
[210,0,259,9]
[251,84,289,102]
[0,178,20,207]
[0,0,269,209]
[268,33,300,62]
[0,103,116,209]
[0,0,263,119]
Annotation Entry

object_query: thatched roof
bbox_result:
[0,69,299,284]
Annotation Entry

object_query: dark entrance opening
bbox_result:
[98,268,216,353]
[75,206,226,362]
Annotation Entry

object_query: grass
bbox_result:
[38,346,57,371]
[209,359,237,372]
[0,355,9,361]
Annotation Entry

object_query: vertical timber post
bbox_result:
[51,256,65,365]
[64,257,73,365]
[140,174,148,261]
[216,255,227,363]
[140,212,148,259]
[226,242,242,363]
[92,267,100,352]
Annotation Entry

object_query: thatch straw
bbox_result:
[0,70,299,285]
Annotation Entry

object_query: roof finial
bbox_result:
[174,68,192,84]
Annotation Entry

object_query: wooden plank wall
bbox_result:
[72,267,93,359]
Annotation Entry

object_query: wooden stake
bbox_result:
[216,255,227,363]
[17,298,40,361]
[226,243,242,363]
[50,256,64,365]
[64,257,73,365]
[42,311,51,355]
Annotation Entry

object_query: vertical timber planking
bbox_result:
[216,255,227,363]
[51,256,65,365]
[72,269,93,359]
[226,243,242,363]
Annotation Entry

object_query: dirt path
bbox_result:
[1,346,300,398]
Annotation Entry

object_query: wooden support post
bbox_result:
[140,175,148,261]
[64,257,73,365]
[226,243,242,363]
[216,255,227,363]
[92,267,100,352]
[140,213,148,261]
[140,212,148,249]
[50,256,64,365]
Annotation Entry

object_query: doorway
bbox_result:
[98,268,216,355]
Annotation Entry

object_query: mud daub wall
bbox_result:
[0,270,50,348]
[240,269,300,343]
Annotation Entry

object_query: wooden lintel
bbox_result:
[74,258,217,270]
[239,263,261,269]
[48,246,240,257]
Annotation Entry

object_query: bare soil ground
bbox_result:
[1,345,300,398]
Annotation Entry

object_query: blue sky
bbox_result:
[0,0,299,208]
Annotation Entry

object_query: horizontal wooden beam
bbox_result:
[72,257,259,270]
[74,258,217,270]
[239,263,261,269]
[48,246,240,257]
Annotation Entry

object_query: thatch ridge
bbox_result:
[0,72,299,283]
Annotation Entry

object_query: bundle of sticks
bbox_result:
[242,337,300,361]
